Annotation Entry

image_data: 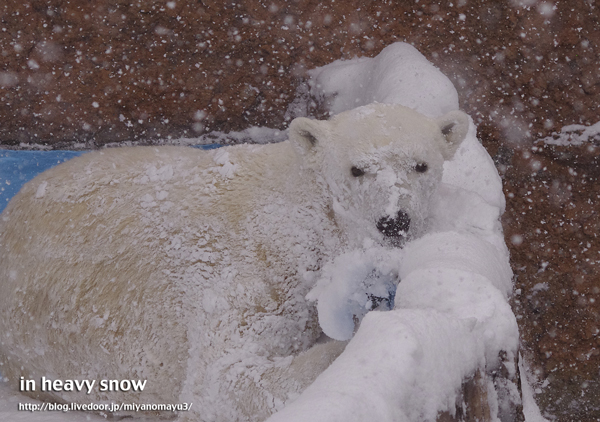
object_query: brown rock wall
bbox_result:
[1,1,599,147]
[503,142,600,420]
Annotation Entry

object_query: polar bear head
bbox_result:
[289,103,469,247]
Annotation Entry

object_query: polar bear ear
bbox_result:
[436,110,470,160]
[289,117,328,166]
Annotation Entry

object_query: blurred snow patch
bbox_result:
[173,126,288,146]
[0,72,18,88]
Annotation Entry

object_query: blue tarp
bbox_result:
[0,144,222,213]
[0,150,85,213]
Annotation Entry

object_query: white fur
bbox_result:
[0,104,468,421]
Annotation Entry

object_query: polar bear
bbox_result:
[0,104,468,421]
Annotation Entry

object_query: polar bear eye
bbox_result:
[351,166,365,177]
[415,163,428,173]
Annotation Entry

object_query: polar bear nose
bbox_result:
[376,211,411,238]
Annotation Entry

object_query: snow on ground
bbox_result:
[0,42,546,421]
[519,356,550,422]
[540,120,600,146]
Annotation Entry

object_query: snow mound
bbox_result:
[308,43,459,118]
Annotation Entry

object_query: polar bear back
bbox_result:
[0,144,328,407]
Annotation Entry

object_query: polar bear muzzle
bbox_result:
[376,210,411,245]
